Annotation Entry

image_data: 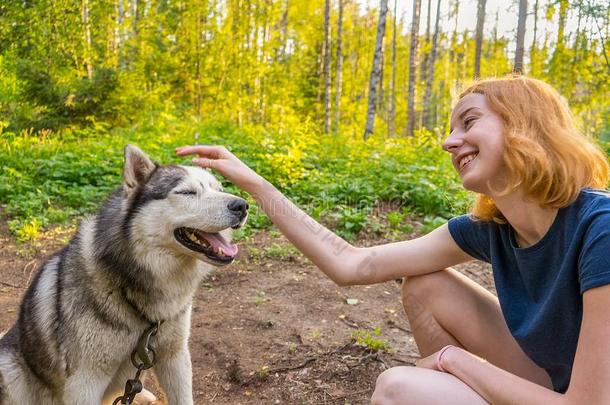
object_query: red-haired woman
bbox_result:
[177,76,610,404]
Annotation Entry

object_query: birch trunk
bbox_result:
[363,0,389,140]
[82,0,93,80]
[387,0,397,138]
[406,0,422,137]
[378,36,385,114]
[530,0,538,70]
[474,0,486,78]
[323,0,331,134]
[513,0,527,74]
[334,0,344,135]
[422,0,441,129]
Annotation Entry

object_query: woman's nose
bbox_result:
[442,131,463,153]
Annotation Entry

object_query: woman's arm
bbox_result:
[176,145,473,285]
[417,284,610,404]
[430,347,565,404]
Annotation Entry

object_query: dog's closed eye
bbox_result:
[175,190,197,195]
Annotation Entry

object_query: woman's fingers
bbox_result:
[175,144,259,191]
[192,157,218,169]
[415,352,442,371]
[175,145,229,159]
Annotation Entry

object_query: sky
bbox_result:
[358,0,603,56]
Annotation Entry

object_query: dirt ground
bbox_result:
[0,212,494,404]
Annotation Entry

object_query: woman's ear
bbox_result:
[123,144,157,194]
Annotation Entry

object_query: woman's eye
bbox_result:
[175,190,197,195]
[464,117,476,129]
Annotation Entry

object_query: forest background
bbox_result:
[1,0,609,242]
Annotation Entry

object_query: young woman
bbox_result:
[176,76,610,404]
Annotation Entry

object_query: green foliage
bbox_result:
[385,209,414,235]
[0,0,607,252]
[0,0,608,138]
[0,121,472,241]
[386,211,405,229]
[264,243,301,261]
[421,216,447,235]
[351,327,391,352]
[5,61,120,131]
[334,208,370,241]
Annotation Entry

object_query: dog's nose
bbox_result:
[228,199,249,218]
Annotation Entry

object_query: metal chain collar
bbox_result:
[113,321,161,405]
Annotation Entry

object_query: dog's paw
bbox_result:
[133,388,158,405]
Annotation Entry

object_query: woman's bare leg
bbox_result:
[371,367,488,405]
[401,268,551,387]
[371,268,552,404]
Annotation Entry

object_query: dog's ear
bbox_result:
[123,144,156,193]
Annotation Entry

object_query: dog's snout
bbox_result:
[228,199,249,218]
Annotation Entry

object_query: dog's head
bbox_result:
[122,144,248,266]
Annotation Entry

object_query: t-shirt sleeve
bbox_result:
[578,212,610,294]
[447,214,492,263]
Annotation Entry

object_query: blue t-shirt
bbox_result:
[448,188,610,393]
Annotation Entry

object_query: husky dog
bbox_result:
[0,145,248,404]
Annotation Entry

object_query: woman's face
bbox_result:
[443,93,507,195]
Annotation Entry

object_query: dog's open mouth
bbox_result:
[174,227,238,264]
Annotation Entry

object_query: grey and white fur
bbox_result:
[0,145,248,404]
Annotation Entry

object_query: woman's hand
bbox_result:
[416,351,444,372]
[175,145,263,193]
[415,345,457,372]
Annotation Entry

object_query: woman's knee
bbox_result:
[371,367,408,405]
[371,366,419,405]
[401,269,451,312]
[372,366,489,405]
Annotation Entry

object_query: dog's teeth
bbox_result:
[218,247,225,257]
[188,233,198,243]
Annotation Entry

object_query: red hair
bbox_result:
[458,76,609,222]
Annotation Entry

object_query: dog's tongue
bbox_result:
[200,232,238,256]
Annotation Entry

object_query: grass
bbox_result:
[0,116,473,242]
[265,243,302,260]
[254,292,269,306]
[351,327,391,352]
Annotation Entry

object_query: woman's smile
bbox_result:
[457,152,479,174]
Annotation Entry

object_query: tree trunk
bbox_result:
[259,0,270,124]
[474,0,486,78]
[82,0,93,80]
[573,0,582,62]
[335,0,344,135]
[278,0,289,60]
[363,0,389,140]
[450,0,459,66]
[378,36,385,114]
[530,0,538,69]
[131,0,139,36]
[420,0,432,83]
[388,0,397,138]
[513,0,527,74]
[557,0,568,47]
[532,0,539,47]
[422,0,441,129]
[195,5,202,120]
[323,0,331,134]
[406,0,422,137]
[116,0,125,68]
[425,0,431,40]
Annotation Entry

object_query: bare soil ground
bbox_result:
[0,213,494,404]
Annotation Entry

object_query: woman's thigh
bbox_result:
[372,366,488,405]
[402,268,552,389]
